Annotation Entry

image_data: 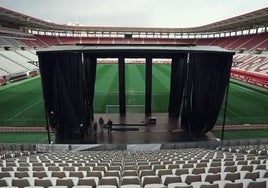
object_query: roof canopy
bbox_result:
[37,44,235,58]
[1,6,268,34]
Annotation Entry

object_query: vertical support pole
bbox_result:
[221,78,230,140]
[145,57,152,115]
[118,57,126,115]
[44,106,51,144]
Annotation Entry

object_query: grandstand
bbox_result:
[0,4,268,188]
[0,6,267,88]
[0,6,267,132]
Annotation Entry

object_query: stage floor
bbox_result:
[74,113,218,144]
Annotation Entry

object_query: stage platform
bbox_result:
[67,113,218,144]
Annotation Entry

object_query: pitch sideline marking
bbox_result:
[227,108,242,118]
[8,99,43,120]
[232,84,268,99]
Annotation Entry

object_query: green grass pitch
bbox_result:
[0,64,267,127]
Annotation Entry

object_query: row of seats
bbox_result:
[1,167,267,180]
[0,148,267,188]
[233,54,268,74]
[0,49,38,75]
[0,175,267,188]
[1,32,267,52]
[217,143,268,156]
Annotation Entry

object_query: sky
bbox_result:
[0,0,268,28]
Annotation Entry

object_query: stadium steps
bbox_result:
[14,51,33,61]
[250,38,268,51]
[234,34,260,51]
[56,36,63,44]
[0,53,28,70]
[0,67,11,75]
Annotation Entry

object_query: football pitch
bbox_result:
[0,64,267,127]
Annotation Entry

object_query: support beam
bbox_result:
[118,57,126,115]
[145,57,152,115]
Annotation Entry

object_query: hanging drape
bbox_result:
[83,53,97,124]
[168,54,188,118]
[181,53,233,135]
[39,52,86,141]
[38,47,233,141]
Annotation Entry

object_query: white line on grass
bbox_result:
[232,84,268,99]
[8,99,43,120]
[227,108,242,118]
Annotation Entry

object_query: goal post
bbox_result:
[106,104,146,124]
[106,104,145,114]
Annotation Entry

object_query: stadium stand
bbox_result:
[233,54,268,74]
[0,7,267,188]
[19,38,39,48]
[0,50,38,70]
[0,46,39,82]
[0,36,23,47]
[35,35,60,47]
[0,53,26,74]
[1,29,268,54]
[15,50,38,62]
[2,32,268,52]
[0,140,267,188]
[19,37,48,48]
[231,53,268,88]
[58,36,81,45]
[238,32,268,51]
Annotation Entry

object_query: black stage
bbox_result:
[74,113,217,144]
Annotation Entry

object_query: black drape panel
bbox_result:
[182,53,233,135]
[168,55,188,118]
[83,53,97,123]
[38,53,56,125]
[39,52,86,141]
[118,57,126,115]
[145,57,152,115]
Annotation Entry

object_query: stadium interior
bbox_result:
[0,6,268,188]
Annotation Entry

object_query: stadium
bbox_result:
[0,3,268,188]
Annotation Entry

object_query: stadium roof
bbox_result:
[37,44,235,57]
[0,6,268,34]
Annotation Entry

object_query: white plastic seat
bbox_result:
[213,180,232,188]
[248,180,267,188]
[99,176,119,187]
[96,185,117,188]
[43,177,59,186]
[120,185,141,188]
[167,182,188,188]
[144,183,166,188]
[256,178,268,185]
[80,177,99,186]
[72,186,93,188]
[191,182,211,188]
[141,175,161,187]
[121,176,140,185]
[234,179,253,188]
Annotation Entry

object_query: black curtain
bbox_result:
[168,54,188,118]
[182,53,233,135]
[38,53,55,121]
[39,52,86,141]
[83,53,97,124]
